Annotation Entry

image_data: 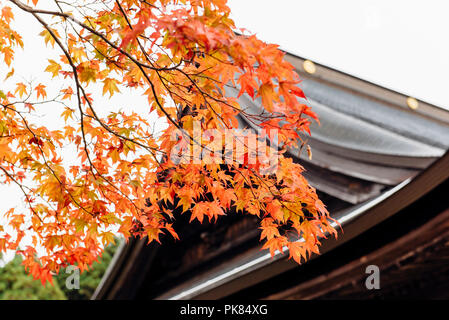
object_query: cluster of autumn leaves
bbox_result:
[0,0,337,285]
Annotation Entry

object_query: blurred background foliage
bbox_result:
[0,238,121,300]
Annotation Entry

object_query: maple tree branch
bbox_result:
[11,0,261,165]
[10,0,208,221]
[13,1,164,157]
[0,165,43,223]
[9,0,181,72]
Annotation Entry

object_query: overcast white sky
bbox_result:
[228,0,449,109]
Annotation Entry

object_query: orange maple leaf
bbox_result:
[34,83,47,100]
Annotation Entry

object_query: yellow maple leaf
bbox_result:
[102,78,120,97]
[44,59,61,78]
[14,82,27,98]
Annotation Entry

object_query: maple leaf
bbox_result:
[206,201,226,222]
[0,142,12,159]
[257,82,277,111]
[287,241,307,264]
[262,236,288,258]
[61,87,73,100]
[260,218,280,241]
[44,59,61,78]
[178,193,193,213]
[218,189,236,209]
[39,28,60,48]
[34,83,47,100]
[279,81,306,99]
[1,6,14,24]
[266,200,284,222]
[101,232,116,246]
[14,82,27,98]
[2,47,13,66]
[237,72,258,98]
[4,68,14,80]
[190,202,208,223]
[119,16,151,49]
[165,223,180,240]
[102,78,120,97]
[81,93,93,105]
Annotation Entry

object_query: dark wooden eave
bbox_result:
[156,150,449,299]
[264,207,449,300]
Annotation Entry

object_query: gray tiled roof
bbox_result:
[301,79,449,149]
[306,98,445,159]
[231,67,449,203]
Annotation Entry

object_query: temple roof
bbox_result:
[92,52,449,300]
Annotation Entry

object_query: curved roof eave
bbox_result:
[156,149,449,300]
